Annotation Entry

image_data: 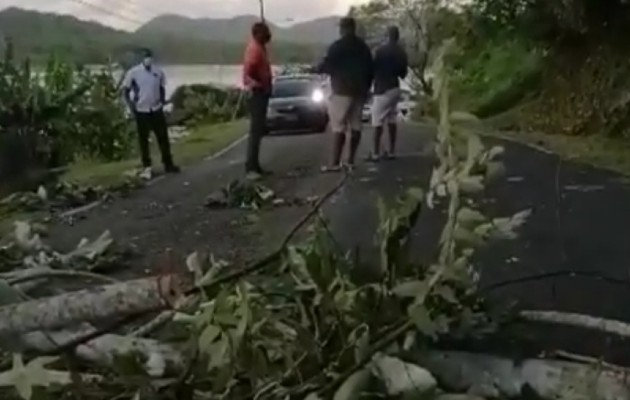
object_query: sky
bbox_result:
[0,0,369,30]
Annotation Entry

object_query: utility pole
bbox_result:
[259,0,265,21]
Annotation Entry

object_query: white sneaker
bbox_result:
[139,167,153,181]
[245,171,263,181]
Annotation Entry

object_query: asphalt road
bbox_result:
[48,122,630,345]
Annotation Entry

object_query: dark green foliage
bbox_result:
[169,84,246,127]
[0,40,134,193]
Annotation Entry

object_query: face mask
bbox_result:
[142,57,153,67]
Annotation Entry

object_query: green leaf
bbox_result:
[435,285,458,304]
[371,354,437,396]
[466,135,484,166]
[408,304,436,337]
[0,355,71,400]
[198,325,221,352]
[458,176,485,194]
[487,145,505,160]
[207,336,230,371]
[197,255,229,287]
[406,187,424,201]
[457,207,487,227]
[186,252,203,283]
[333,369,371,400]
[453,226,484,247]
[491,209,532,240]
[393,280,429,299]
[348,325,370,363]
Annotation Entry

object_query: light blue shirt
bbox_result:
[122,64,166,113]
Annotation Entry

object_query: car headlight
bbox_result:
[311,89,324,103]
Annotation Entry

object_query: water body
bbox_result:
[97,64,420,98]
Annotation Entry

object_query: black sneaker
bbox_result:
[165,164,181,174]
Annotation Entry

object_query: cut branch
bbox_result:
[520,310,630,339]
[189,174,347,294]
[16,325,184,376]
[0,274,190,337]
[417,351,630,400]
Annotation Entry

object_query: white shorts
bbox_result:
[327,95,364,133]
[371,88,401,127]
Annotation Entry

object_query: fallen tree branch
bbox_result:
[7,269,117,286]
[0,279,184,377]
[15,324,184,376]
[520,310,630,339]
[417,351,630,400]
[188,174,347,294]
[130,311,176,338]
[0,274,190,337]
[550,350,628,373]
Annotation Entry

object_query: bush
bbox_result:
[0,40,134,192]
[450,37,543,117]
[169,84,246,127]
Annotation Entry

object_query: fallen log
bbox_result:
[0,281,186,377]
[16,325,184,377]
[416,351,630,400]
[520,310,630,339]
[0,274,190,337]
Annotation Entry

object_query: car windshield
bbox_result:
[272,80,313,98]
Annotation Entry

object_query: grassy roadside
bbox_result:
[0,121,246,235]
[63,120,246,188]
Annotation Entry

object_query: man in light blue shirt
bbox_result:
[122,48,179,175]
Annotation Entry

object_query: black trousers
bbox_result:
[134,110,174,168]
[246,90,270,172]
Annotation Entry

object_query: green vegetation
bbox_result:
[64,121,245,188]
[0,8,326,65]
[354,0,630,174]
[0,38,247,216]
[450,37,543,117]
[0,48,550,400]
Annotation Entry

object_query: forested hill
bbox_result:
[0,7,331,65]
[136,14,341,44]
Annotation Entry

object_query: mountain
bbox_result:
[136,15,341,44]
[283,17,342,44]
[135,14,263,43]
[0,8,326,64]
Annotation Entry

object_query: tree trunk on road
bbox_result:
[0,274,191,337]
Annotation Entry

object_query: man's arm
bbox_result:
[313,41,338,75]
[399,50,409,80]
[159,70,167,104]
[120,69,136,113]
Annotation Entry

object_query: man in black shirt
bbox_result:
[368,26,408,161]
[315,17,374,172]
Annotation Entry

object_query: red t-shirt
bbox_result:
[242,39,272,92]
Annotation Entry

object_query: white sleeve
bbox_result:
[121,68,135,89]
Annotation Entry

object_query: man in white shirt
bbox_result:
[122,48,179,175]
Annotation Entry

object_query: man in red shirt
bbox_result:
[242,22,273,180]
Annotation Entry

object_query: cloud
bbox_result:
[0,0,369,30]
